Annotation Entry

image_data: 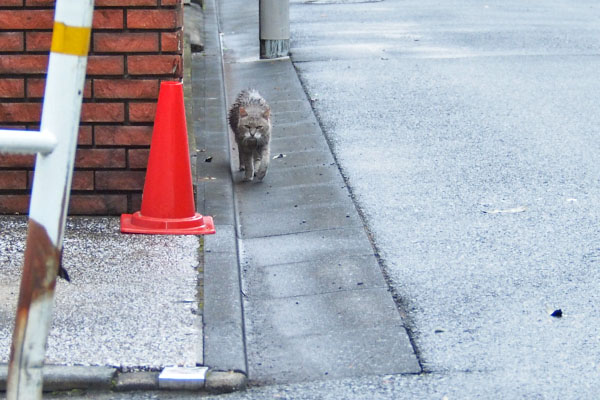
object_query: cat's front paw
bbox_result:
[242,171,254,182]
[255,169,268,181]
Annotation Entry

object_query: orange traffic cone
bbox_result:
[120,81,215,235]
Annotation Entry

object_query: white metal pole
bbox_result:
[259,0,290,59]
[6,0,94,399]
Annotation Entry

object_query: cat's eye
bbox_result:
[244,125,251,129]
[256,126,263,130]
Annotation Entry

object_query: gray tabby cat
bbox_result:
[228,89,272,182]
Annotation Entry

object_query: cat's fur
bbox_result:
[228,89,272,182]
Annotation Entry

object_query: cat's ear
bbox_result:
[263,108,271,119]
[239,107,248,117]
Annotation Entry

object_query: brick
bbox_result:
[79,80,95,98]
[0,32,24,52]
[26,78,45,98]
[27,78,92,99]
[128,148,149,169]
[81,103,124,123]
[0,103,41,123]
[0,55,48,74]
[75,148,126,168]
[0,171,27,190]
[95,170,145,190]
[131,193,142,211]
[0,0,23,5]
[93,9,124,30]
[161,31,181,52]
[68,194,127,215]
[87,55,124,75]
[0,195,29,215]
[129,102,156,122]
[28,170,94,191]
[94,79,158,99]
[0,79,25,98]
[160,0,180,5]
[25,78,45,98]
[78,125,93,145]
[0,10,54,30]
[95,0,156,6]
[94,125,152,146]
[127,9,180,29]
[71,171,94,191]
[25,0,55,5]
[0,154,35,168]
[127,55,182,76]
[93,32,158,53]
[25,32,52,52]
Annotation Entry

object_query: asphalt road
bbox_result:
[289,0,600,397]
[26,0,600,398]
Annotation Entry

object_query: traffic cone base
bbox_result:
[121,211,215,235]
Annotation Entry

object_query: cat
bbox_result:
[228,89,272,182]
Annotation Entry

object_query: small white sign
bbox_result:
[158,366,209,390]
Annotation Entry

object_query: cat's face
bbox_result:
[237,106,271,144]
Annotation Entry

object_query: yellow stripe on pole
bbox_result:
[50,21,91,56]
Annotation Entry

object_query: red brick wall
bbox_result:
[0,0,183,215]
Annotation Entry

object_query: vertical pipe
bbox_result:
[259,0,290,59]
[6,0,94,399]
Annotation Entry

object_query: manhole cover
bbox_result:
[304,0,383,4]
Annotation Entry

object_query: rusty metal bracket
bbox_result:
[8,220,61,398]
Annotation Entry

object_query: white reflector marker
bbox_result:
[158,366,209,390]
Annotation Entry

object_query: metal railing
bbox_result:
[0,0,94,399]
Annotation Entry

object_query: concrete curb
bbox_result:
[0,364,117,392]
[205,370,248,393]
[112,371,159,392]
[193,0,249,387]
[190,0,249,393]
[0,365,247,393]
[186,1,249,393]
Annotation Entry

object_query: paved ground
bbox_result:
[200,0,419,385]
[0,217,201,369]
[289,0,600,397]
[4,0,600,398]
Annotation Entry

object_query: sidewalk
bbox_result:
[199,0,419,386]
